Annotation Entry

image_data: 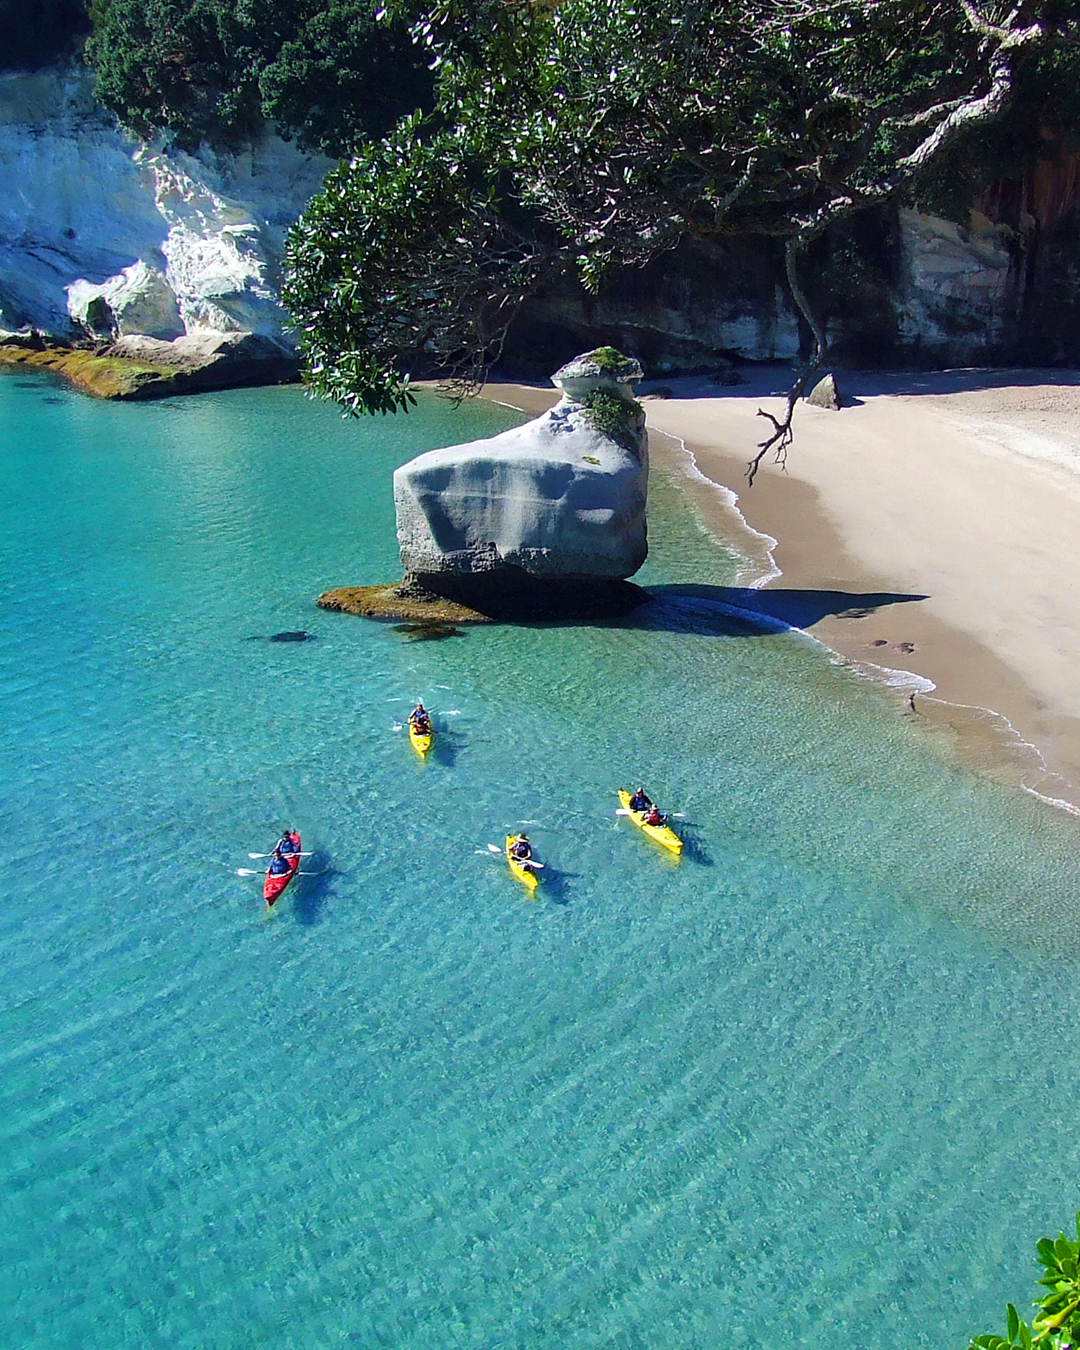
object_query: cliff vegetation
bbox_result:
[278,0,1080,475]
[10,1,1080,455]
[0,0,433,155]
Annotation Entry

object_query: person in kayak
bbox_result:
[509,834,533,865]
[643,804,668,827]
[267,849,292,877]
[276,829,300,859]
[409,702,431,734]
[629,787,652,813]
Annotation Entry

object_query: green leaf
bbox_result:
[1037,1238,1059,1267]
[1008,1304,1020,1343]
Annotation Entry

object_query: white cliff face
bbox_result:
[896,208,1013,359]
[394,353,649,580]
[0,66,331,343]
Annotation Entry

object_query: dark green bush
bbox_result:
[86,0,431,154]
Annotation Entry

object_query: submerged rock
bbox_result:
[393,348,648,588]
[245,630,317,642]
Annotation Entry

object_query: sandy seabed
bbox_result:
[484,368,1080,814]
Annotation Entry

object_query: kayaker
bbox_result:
[629,787,652,812]
[509,834,533,864]
[267,849,292,877]
[643,804,667,827]
[276,829,300,858]
[409,702,431,733]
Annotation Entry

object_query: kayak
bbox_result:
[408,718,433,757]
[617,790,683,854]
[263,833,301,906]
[506,834,539,892]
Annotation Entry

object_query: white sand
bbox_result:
[485,369,1080,810]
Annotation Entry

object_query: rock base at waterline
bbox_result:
[0,332,297,400]
[318,571,648,624]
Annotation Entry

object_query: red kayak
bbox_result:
[263,832,301,906]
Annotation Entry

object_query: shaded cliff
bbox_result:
[502,166,1080,377]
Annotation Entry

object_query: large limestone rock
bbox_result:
[394,349,648,583]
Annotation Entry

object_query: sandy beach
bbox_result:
[485,368,1080,813]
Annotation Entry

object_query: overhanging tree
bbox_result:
[282,0,1080,478]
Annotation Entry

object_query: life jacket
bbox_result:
[279,834,299,857]
[268,855,290,876]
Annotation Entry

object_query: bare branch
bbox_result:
[746,237,822,485]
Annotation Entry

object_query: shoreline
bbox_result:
[482,371,1080,814]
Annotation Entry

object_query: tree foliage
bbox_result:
[283,0,1080,463]
[971,1215,1080,1350]
[87,0,431,153]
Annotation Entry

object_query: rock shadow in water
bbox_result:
[638,585,927,639]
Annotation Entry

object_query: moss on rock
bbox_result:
[318,571,649,624]
[0,342,176,398]
[317,584,493,624]
[578,386,645,451]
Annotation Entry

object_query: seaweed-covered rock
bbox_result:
[393,348,648,581]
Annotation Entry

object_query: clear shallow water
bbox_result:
[2,372,1079,1350]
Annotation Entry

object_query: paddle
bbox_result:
[238,867,324,878]
[248,851,313,859]
[487,842,544,868]
[616,808,685,819]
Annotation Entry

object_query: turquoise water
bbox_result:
[2,372,1079,1350]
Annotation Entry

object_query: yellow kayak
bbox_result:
[506,834,539,892]
[618,790,683,853]
[408,719,433,757]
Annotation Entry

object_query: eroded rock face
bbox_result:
[0,66,330,344]
[394,349,648,581]
[68,259,183,340]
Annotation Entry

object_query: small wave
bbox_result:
[661,432,780,589]
[839,653,937,695]
[1023,786,1080,817]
